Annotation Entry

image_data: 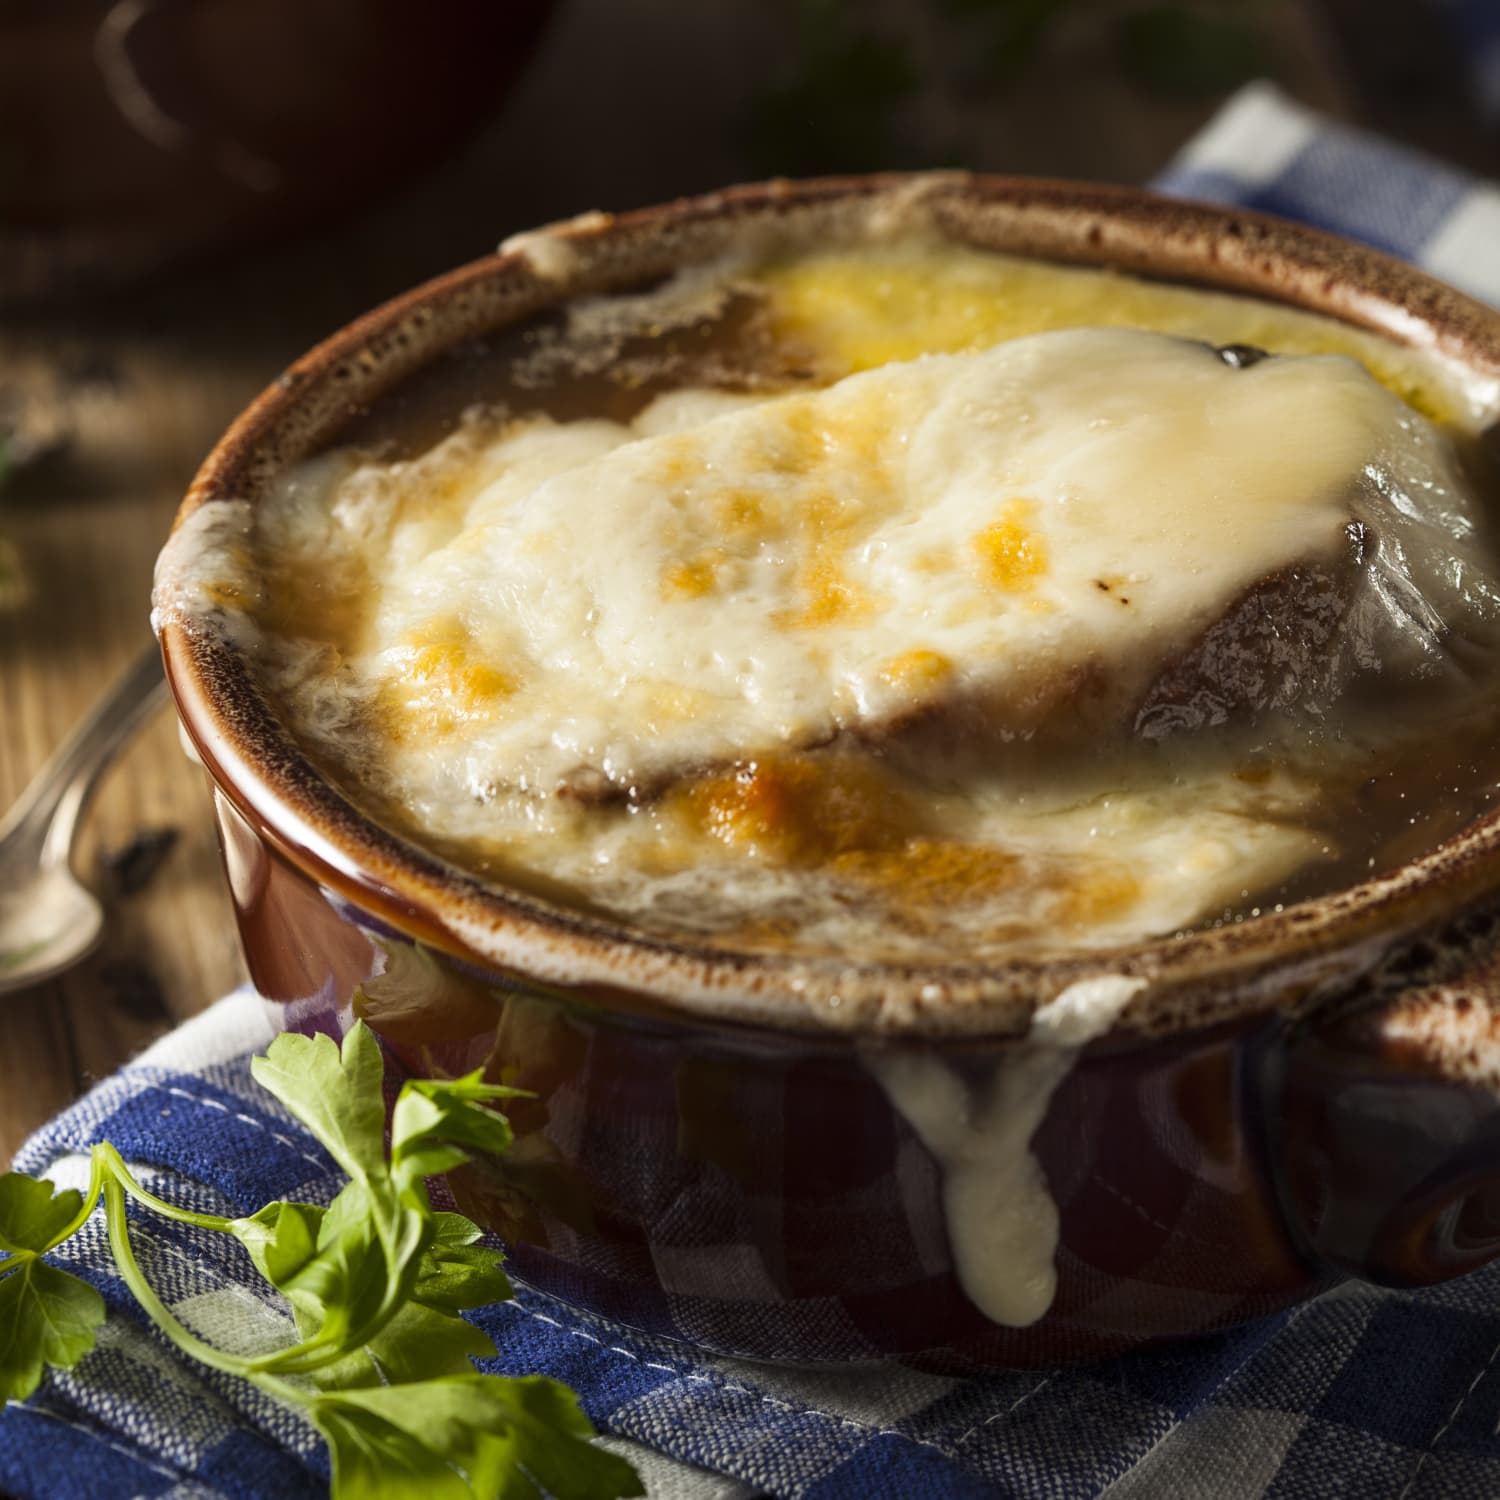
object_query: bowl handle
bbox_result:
[1265,913,1500,1286]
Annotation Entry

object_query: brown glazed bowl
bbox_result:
[157,174,1500,1371]
[0,0,555,302]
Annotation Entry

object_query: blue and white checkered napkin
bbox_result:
[7,85,1500,1500]
[10,984,1500,1500]
[1154,80,1500,307]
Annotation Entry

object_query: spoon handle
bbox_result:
[0,646,169,868]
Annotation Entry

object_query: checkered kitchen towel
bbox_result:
[7,86,1500,1500]
[1155,80,1500,307]
[8,986,1500,1500]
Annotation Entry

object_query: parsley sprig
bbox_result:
[0,1022,643,1499]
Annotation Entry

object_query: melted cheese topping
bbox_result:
[169,242,1500,962]
[751,241,1484,424]
[323,330,1418,798]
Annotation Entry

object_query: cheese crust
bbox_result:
[156,242,1500,960]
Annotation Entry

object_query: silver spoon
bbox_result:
[0,647,169,994]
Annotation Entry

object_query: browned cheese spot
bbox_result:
[974,500,1048,591]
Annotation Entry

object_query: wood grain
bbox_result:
[0,0,1364,1164]
[0,344,254,1163]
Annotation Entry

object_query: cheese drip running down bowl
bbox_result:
[155,176,1500,1366]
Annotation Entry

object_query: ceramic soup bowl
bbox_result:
[157,174,1500,1369]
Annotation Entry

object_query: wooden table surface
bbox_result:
[0,0,1435,1162]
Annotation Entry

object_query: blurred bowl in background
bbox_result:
[0,0,555,303]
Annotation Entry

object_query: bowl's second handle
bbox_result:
[1265,913,1500,1286]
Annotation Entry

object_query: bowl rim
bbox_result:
[157,170,1500,1041]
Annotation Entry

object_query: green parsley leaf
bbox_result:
[0,1173,87,1255]
[307,1213,512,1391]
[229,1194,394,1365]
[229,1199,324,1288]
[309,1398,477,1500]
[0,1020,640,1496]
[314,1375,644,1500]
[391,1074,524,1198]
[411,1214,514,1314]
[249,1024,435,1363]
[250,1026,388,1189]
[0,1259,106,1403]
[270,1203,396,1356]
[310,1298,497,1391]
